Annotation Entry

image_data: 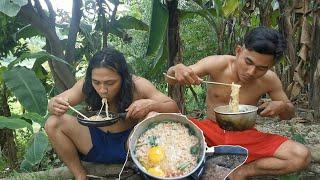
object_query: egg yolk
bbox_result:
[147,166,165,177]
[148,146,165,164]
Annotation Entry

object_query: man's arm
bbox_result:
[48,79,85,116]
[126,77,180,119]
[260,73,295,120]
[166,56,222,85]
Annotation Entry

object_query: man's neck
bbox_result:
[230,61,241,83]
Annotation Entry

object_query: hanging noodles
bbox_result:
[102,98,110,119]
[229,82,241,112]
[90,98,110,121]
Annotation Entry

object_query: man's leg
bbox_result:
[45,114,92,180]
[229,140,311,180]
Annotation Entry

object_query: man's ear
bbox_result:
[235,45,242,57]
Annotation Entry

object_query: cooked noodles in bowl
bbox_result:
[135,121,200,178]
[88,115,107,121]
[86,98,111,121]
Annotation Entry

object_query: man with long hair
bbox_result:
[46,47,179,180]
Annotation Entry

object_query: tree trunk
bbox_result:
[19,3,76,92]
[0,84,17,168]
[257,0,273,26]
[310,8,320,119]
[167,0,185,113]
[278,0,296,89]
[65,0,83,63]
[97,0,108,47]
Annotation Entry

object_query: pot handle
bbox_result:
[118,112,127,119]
[206,146,247,156]
[214,146,247,155]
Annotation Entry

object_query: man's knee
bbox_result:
[45,115,61,135]
[290,144,311,170]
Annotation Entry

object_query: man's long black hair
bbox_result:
[82,47,134,112]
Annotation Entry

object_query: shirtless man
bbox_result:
[46,47,179,180]
[165,27,310,179]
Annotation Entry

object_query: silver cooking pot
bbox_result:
[128,113,248,180]
[214,104,261,131]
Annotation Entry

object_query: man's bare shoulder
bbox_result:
[260,70,283,90]
[262,70,281,82]
[202,55,233,64]
[197,55,233,73]
[132,75,155,90]
[132,75,148,83]
[132,75,163,99]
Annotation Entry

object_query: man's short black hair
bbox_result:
[243,26,286,63]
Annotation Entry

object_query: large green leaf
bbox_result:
[20,131,48,171]
[146,0,168,56]
[3,66,47,116]
[0,116,32,130]
[222,0,240,17]
[114,16,148,31]
[109,16,149,43]
[8,51,72,69]
[148,37,168,78]
[213,0,223,17]
[22,112,46,127]
[0,0,28,17]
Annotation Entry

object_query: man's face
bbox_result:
[235,46,274,83]
[91,67,122,101]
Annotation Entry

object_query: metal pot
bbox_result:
[128,113,248,179]
[214,104,259,131]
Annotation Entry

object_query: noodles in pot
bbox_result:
[135,121,200,178]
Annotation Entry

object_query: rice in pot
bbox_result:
[135,121,200,178]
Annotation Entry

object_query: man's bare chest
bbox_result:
[206,85,263,105]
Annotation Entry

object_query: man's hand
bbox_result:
[258,101,287,118]
[48,97,69,116]
[126,99,155,120]
[167,64,201,85]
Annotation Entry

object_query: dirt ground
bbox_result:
[254,108,320,178]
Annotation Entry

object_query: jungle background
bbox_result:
[0,0,320,179]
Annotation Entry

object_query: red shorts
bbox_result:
[189,118,288,163]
